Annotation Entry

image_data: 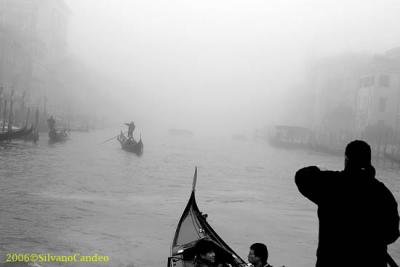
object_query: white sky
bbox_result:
[65,0,400,135]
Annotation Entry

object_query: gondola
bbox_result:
[0,125,34,142]
[117,131,143,155]
[23,128,39,143]
[14,125,35,140]
[48,128,68,143]
[24,108,40,143]
[168,168,247,267]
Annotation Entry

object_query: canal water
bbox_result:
[0,129,399,267]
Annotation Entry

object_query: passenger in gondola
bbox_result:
[125,121,135,139]
[194,239,220,267]
[248,243,273,267]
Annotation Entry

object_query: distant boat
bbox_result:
[168,129,194,136]
[47,115,69,143]
[48,129,68,143]
[267,125,313,149]
[267,125,344,156]
[117,131,143,155]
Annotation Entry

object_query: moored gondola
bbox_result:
[168,168,247,267]
[24,108,40,143]
[15,125,34,140]
[0,125,34,142]
[117,131,143,155]
[23,128,39,143]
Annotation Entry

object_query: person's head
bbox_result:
[195,239,216,263]
[344,140,371,170]
[248,243,268,266]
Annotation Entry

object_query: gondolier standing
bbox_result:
[125,121,135,139]
[295,140,399,267]
[47,115,56,130]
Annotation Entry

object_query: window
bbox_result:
[379,97,387,112]
[379,75,390,87]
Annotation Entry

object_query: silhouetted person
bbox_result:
[47,116,56,131]
[125,121,135,139]
[295,140,399,267]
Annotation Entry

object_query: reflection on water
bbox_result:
[0,129,399,267]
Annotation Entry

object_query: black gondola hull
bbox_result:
[168,168,247,267]
[0,126,34,142]
[117,133,143,155]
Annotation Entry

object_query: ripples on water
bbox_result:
[0,129,399,267]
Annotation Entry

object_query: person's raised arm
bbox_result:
[295,166,332,204]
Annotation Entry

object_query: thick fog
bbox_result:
[65,0,400,135]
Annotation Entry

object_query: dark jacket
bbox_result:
[295,165,399,267]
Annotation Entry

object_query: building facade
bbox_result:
[354,48,400,143]
[310,53,369,138]
[0,0,69,99]
[307,48,400,146]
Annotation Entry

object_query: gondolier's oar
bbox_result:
[102,135,119,143]
[101,132,127,144]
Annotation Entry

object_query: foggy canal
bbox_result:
[1,130,399,267]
